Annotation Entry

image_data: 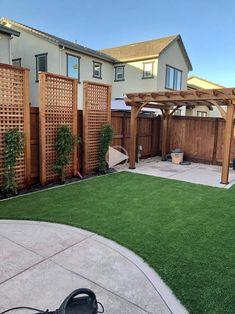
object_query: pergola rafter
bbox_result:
[125,87,235,185]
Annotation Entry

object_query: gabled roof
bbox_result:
[187,75,224,88]
[0,24,20,37]
[100,35,192,71]
[0,18,116,63]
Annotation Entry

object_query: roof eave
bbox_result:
[159,34,193,72]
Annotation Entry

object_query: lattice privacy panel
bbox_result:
[39,72,77,185]
[0,63,30,189]
[83,81,111,174]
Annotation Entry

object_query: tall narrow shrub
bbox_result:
[54,125,76,184]
[2,128,24,196]
[98,123,113,174]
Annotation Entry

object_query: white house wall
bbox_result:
[112,59,158,99]
[11,27,60,107]
[157,40,189,115]
[10,27,113,108]
[0,33,11,64]
[60,49,113,108]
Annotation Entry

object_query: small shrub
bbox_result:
[2,128,24,196]
[98,123,113,174]
[54,125,77,184]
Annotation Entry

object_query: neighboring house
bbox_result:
[187,76,225,118]
[0,18,115,108]
[0,24,20,64]
[0,18,192,114]
[101,35,192,114]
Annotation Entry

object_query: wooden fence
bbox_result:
[169,116,235,165]
[111,111,161,157]
[39,72,78,185]
[0,63,30,189]
[27,111,235,185]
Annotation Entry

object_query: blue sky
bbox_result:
[1,0,234,86]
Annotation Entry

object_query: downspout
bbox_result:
[59,45,65,75]
[9,36,13,64]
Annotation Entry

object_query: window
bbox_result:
[12,58,21,67]
[165,65,182,90]
[67,54,80,81]
[143,62,154,79]
[93,61,102,79]
[197,111,207,117]
[174,109,182,116]
[115,66,125,81]
[35,53,47,82]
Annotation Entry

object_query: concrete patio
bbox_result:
[117,157,235,188]
[0,220,187,314]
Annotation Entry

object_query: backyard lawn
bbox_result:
[0,171,234,314]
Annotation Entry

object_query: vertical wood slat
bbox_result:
[83,81,112,174]
[23,69,31,187]
[0,63,30,189]
[39,72,78,185]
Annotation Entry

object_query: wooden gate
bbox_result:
[83,81,111,174]
[0,63,30,188]
[39,72,78,185]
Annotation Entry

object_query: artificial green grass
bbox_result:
[0,172,234,314]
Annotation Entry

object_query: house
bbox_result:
[101,35,192,114]
[187,76,225,117]
[0,24,20,64]
[0,18,192,114]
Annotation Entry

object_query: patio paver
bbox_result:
[117,157,235,188]
[0,220,187,314]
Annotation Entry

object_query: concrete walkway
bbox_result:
[116,157,235,188]
[0,220,187,314]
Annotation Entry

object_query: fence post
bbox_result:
[39,72,46,185]
[72,79,78,176]
[23,68,31,187]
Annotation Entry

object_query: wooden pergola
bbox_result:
[125,88,235,184]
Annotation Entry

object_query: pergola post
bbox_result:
[161,109,170,160]
[221,101,235,184]
[129,105,138,169]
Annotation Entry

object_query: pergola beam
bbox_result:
[126,88,235,104]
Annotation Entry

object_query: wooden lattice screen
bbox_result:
[39,72,78,185]
[0,63,30,188]
[83,81,111,174]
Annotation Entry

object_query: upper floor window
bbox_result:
[12,58,21,67]
[93,61,102,79]
[115,66,125,81]
[35,53,47,82]
[67,54,80,81]
[143,62,154,79]
[165,65,182,90]
[197,111,207,117]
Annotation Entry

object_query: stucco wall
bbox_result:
[60,49,113,108]
[0,33,11,64]
[10,27,113,108]
[112,59,158,98]
[157,40,189,115]
[11,27,60,107]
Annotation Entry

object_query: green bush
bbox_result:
[54,125,77,184]
[98,123,113,174]
[2,128,24,196]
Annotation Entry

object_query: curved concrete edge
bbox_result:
[0,220,188,314]
[92,234,188,314]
